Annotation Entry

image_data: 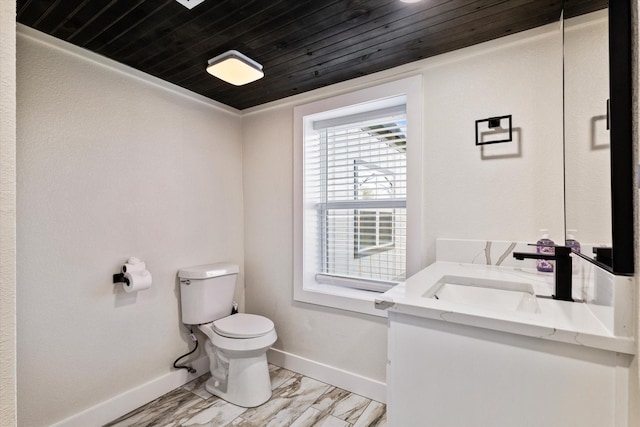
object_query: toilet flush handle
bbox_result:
[180,279,191,286]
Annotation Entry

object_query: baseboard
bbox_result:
[51,349,387,426]
[51,356,209,427]
[267,348,386,403]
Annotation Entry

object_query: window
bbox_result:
[307,106,407,291]
[355,209,394,257]
[294,76,423,316]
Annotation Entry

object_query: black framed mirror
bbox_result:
[608,0,634,274]
[563,0,634,275]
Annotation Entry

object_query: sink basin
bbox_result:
[423,275,540,314]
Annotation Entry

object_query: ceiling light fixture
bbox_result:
[206,50,264,86]
[399,0,422,3]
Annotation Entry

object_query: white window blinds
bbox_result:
[304,105,407,292]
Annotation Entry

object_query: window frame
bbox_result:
[293,76,424,317]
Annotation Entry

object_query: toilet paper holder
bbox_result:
[113,256,145,285]
[112,257,153,293]
[113,273,130,286]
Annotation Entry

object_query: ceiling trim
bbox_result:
[242,19,561,117]
[17,15,566,119]
[16,24,242,118]
[16,0,605,109]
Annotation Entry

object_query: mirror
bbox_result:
[563,5,611,261]
[563,0,634,275]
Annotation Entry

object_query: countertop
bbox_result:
[376,261,635,354]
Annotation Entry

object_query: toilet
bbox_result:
[178,263,277,407]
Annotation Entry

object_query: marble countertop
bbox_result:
[376,261,635,354]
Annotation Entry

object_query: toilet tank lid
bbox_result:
[178,263,239,279]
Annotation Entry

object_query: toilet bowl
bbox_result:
[198,313,277,407]
[178,263,277,408]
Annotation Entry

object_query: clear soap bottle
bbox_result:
[565,230,581,274]
[536,229,555,272]
[565,230,581,253]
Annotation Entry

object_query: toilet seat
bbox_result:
[213,313,274,339]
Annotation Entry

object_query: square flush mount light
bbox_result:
[206,50,264,86]
[175,0,206,9]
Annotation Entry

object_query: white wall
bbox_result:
[0,1,17,426]
[16,31,244,426]
[243,107,390,383]
[564,11,611,246]
[422,25,564,262]
[242,22,563,387]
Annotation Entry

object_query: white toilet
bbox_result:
[178,263,277,407]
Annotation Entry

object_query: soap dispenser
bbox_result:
[536,229,555,272]
[565,230,581,253]
[565,230,581,274]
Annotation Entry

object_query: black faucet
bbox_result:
[513,245,573,302]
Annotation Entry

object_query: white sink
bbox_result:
[423,275,540,314]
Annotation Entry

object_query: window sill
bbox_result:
[294,281,388,318]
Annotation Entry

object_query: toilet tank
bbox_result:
[178,263,239,325]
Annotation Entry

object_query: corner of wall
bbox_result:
[0,2,17,426]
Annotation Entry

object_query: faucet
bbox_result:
[513,245,573,302]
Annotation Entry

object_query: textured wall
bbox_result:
[242,22,563,386]
[16,31,243,426]
[421,23,564,262]
[0,1,17,426]
[243,106,389,382]
[564,11,611,245]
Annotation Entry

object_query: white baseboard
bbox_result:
[267,348,386,403]
[51,349,387,426]
[51,356,209,427]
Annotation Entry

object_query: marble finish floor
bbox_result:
[104,365,386,427]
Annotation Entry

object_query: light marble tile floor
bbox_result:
[104,365,386,427]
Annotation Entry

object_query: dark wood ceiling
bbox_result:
[17,0,607,110]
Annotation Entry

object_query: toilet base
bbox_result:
[205,352,272,408]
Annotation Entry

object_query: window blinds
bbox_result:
[305,106,407,291]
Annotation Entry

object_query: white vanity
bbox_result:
[378,240,634,427]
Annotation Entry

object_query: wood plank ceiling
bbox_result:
[17,0,607,110]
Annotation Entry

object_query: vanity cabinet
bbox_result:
[387,311,630,427]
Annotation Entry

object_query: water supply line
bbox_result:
[173,326,198,374]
